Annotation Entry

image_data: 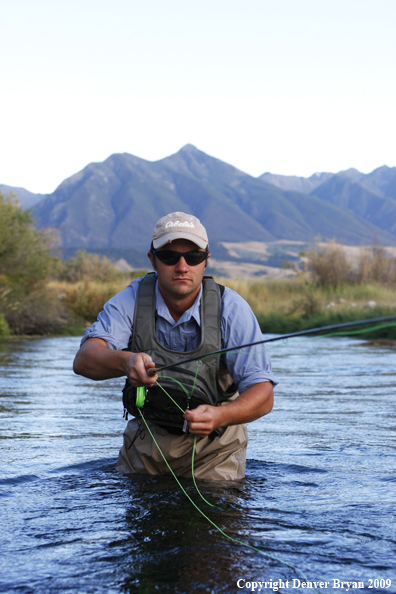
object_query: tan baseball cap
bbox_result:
[152,212,209,250]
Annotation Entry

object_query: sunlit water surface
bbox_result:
[0,336,395,594]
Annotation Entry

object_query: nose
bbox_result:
[174,256,189,272]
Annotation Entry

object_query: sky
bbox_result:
[1,0,396,194]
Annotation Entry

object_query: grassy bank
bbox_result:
[45,276,396,341]
[217,277,396,340]
[1,276,395,340]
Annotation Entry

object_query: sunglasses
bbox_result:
[152,249,208,266]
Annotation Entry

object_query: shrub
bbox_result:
[4,290,70,335]
[358,245,396,285]
[0,312,10,338]
[288,285,322,318]
[0,192,52,288]
[49,279,132,324]
[306,242,354,287]
[56,250,124,283]
[0,192,67,334]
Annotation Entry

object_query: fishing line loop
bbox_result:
[131,316,396,592]
[137,406,321,594]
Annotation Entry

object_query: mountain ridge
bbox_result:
[2,146,396,267]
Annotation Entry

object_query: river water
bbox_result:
[0,336,395,594]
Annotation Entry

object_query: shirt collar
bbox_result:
[155,280,202,327]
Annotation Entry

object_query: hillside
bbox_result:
[2,146,396,270]
[261,165,396,237]
[0,184,44,209]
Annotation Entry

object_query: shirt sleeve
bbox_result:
[221,287,278,393]
[80,278,142,351]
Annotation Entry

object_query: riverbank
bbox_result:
[2,276,394,340]
[221,277,396,339]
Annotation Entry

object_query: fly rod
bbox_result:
[147,315,396,377]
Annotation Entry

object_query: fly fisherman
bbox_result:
[73,212,277,480]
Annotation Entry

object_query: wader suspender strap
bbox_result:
[122,274,237,430]
[130,273,222,384]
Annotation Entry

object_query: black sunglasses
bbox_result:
[152,249,208,266]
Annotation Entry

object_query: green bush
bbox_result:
[0,193,52,288]
[0,312,10,338]
[0,192,71,335]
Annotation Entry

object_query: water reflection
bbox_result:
[119,474,294,594]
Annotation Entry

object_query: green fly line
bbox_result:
[133,317,396,592]
[321,319,396,337]
[137,405,321,594]
[135,386,146,408]
[191,319,396,361]
[137,372,321,591]
[153,378,219,510]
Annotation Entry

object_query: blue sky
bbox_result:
[1,0,395,193]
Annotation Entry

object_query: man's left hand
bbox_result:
[183,405,222,437]
[183,382,274,437]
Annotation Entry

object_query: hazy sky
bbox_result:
[1,0,395,193]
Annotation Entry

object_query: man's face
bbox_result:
[148,239,210,302]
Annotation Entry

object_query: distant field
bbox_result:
[206,241,396,280]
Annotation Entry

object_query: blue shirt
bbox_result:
[82,277,278,394]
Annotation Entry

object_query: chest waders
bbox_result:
[122,273,237,433]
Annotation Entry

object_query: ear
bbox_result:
[205,252,210,268]
[147,251,157,271]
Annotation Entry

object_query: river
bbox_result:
[0,335,395,594]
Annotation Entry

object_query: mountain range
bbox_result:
[2,145,396,268]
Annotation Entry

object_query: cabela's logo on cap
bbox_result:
[165,220,195,229]
[152,211,208,249]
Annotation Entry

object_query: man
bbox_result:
[73,212,277,480]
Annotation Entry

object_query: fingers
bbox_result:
[127,353,158,387]
[183,405,220,437]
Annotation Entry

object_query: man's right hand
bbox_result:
[124,352,157,387]
[73,337,158,386]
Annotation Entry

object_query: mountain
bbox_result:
[0,184,44,209]
[32,146,273,251]
[259,171,333,194]
[261,165,396,237]
[311,175,396,235]
[260,165,396,199]
[360,165,396,198]
[2,146,396,267]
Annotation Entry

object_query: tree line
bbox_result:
[0,192,128,337]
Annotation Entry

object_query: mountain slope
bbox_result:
[360,165,396,199]
[33,148,274,250]
[2,145,395,263]
[35,145,396,251]
[0,184,44,209]
[311,175,396,235]
[259,171,333,194]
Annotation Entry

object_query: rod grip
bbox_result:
[147,367,158,377]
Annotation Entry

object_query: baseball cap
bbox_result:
[152,212,209,250]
